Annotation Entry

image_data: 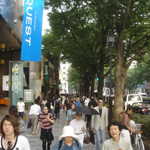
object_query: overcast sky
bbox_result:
[42,9,50,34]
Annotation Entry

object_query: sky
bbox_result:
[42,9,50,35]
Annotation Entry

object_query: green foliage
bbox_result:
[133,113,150,138]
[42,33,62,58]
[44,0,150,99]
[126,54,150,90]
[68,67,80,91]
[44,0,117,96]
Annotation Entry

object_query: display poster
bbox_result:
[10,61,24,105]
[2,75,9,91]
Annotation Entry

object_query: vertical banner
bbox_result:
[9,61,24,105]
[21,0,44,61]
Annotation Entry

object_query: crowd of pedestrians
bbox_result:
[0,95,145,150]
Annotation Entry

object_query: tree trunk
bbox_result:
[90,75,95,97]
[97,75,104,98]
[97,58,104,98]
[114,39,128,121]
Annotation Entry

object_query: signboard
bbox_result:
[9,61,24,105]
[21,0,44,61]
[2,75,9,91]
[24,89,33,102]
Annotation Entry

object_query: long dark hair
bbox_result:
[0,115,20,137]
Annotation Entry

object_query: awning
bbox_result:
[0,15,21,50]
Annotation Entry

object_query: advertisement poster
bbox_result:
[2,75,9,91]
[10,61,24,105]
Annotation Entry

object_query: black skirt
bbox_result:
[40,128,54,142]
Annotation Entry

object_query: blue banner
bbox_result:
[21,0,44,61]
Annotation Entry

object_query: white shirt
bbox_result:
[0,135,30,150]
[70,119,86,134]
[120,129,131,143]
[102,136,133,150]
[84,98,90,106]
[129,120,136,130]
[29,104,41,115]
[17,102,25,112]
[70,119,86,146]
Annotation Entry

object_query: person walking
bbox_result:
[38,106,55,150]
[41,97,48,108]
[8,105,26,133]
[91,98,109,150]
[69,112,86,147]
[17,98,25,119]
[74,96,81,108]
[54,97,61,119]
[0,115,30,150]
[66,103,76,125]
[102,121,133,150]
[29,99,41,135]
[52,125,81,150]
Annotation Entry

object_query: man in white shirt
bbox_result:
[70,112,86,146]
[17,98,25,119]
[84,97,90,106]
[91,98,109,150]
[29,99,41,135]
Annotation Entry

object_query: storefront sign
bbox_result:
[21,0,44,61]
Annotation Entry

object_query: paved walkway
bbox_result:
[24,110,95,150]
[0,106,95,150]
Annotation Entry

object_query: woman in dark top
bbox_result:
[38,106,55,150]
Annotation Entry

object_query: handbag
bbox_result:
[89,129,95,144]
[27,119,32,128]
[83,130,91,144]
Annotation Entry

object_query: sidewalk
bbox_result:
[0,106,95,150]
[23,110,95,150]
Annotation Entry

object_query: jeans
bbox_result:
[95,128,106,150]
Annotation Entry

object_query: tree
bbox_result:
[111,0,150,119]
[127,54,150,90]
[42,33,62,96]
[68,67,80,94]
[45,0,115,96]
[45,0,150,120]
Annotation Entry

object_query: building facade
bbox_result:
[0,0,23,104]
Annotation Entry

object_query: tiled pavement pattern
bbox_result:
[0,106,95,150]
